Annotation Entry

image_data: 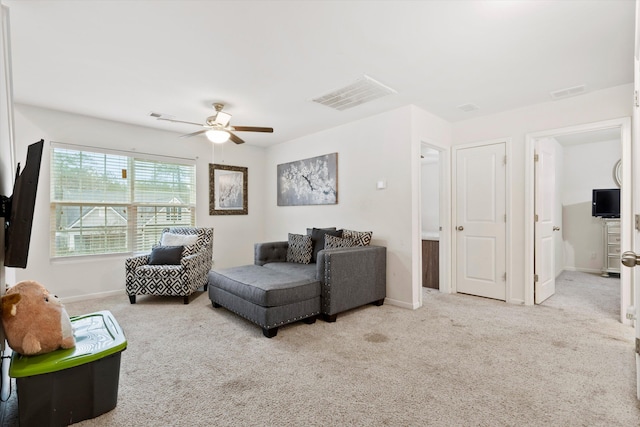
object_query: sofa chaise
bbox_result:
[208,228,387,337]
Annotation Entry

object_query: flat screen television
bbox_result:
[592,188,620,218]
[1,139,44,268]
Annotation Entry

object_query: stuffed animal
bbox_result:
[1,280,75,356]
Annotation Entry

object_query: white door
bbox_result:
[455,142,506,300]
[534,138,558,303]
[636,18,640,401]
[620,0,640,400]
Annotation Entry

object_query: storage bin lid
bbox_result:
[9,310,127,378]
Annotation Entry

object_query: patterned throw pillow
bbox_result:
[342,229,373,246]
[286,233,313,264]
[324,234,357,250]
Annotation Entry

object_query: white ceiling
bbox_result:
[2,0,635,147]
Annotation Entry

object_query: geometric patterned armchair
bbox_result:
[125,227,213,304]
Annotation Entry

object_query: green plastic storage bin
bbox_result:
[9,310,127,426]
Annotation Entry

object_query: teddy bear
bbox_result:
[1,280,75,356]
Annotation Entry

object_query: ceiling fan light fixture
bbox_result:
[206,129,230,144]
[215,111,232,126]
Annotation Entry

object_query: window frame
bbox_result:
[50,142,196,260]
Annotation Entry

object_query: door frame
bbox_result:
[524,117,632,324]
[451,138,512,299]
[418,140,451,307]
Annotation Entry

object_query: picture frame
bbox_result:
[277,153,338,206]
[209,163,248,215]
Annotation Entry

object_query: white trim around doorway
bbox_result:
[524,117,632,325]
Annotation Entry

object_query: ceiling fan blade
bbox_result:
[231,126,274,133]
[156,117,205,127]
[180,129,208,139]
[228,132,245,145]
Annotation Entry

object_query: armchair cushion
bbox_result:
[148,245,184,265]
[161,232,198,247]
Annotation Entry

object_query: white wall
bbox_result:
[9,81,629,309]
[10,102,452,309]
[263,105,452,309]
[9,104,266,301]
[562,138,621,272]
[452,83,632,304]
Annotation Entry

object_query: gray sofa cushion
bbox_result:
[262,261,317,280]
[208,265,320,307]
[254,241,288,265]
[309,227,342,262]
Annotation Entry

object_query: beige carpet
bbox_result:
[1,271,639,426]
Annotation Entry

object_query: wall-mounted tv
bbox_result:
[592,188,620,218]
[1,139,44,268]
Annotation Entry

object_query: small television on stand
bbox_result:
[0,139,44,268]
[591,188,620,218]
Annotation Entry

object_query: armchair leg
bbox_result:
[129,295,136,304]
[212,301,222,308]
[372,298,385,306]
[183,296,190,305]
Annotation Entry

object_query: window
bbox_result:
[50,144,196,258]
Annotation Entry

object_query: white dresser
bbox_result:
[602,218,621,277]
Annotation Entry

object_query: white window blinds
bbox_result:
[50,144,196,258]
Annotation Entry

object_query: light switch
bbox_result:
[377,180,387,190]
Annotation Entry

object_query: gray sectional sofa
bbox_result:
[208,235,386,338]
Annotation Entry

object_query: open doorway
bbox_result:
[525,117,632,324]
[421,146,440,289]
[419,142,451,302]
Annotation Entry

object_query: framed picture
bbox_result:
[277,153,338,206]
[209,163,248,215]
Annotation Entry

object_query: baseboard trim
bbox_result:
[562,267,603,275]
[64,292,421,309]
[385,297,417,310]
[61,289,123,304]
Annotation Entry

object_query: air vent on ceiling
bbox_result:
[550,84,586,100]
[457,103,479,112]
[312,75,397,111]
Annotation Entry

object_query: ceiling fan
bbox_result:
[150,103,274,145]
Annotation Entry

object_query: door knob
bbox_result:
[553,226,560,231]
[621,251,640,268]
[457,226,464,231]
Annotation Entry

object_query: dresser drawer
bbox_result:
[608,234,621,244]
[608,223,621,234]
[607,244,621,256]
